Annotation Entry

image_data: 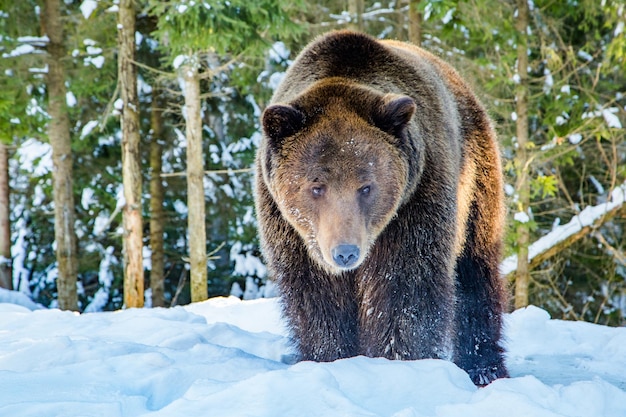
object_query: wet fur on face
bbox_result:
[267,98,409,274]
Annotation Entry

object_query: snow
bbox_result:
[268,71,285,91]
[85,55,105,69]
[80,119,99,139]
[602,108,622,129]
[543,68,553,93]
[66,91,77,107]
[0,288,43,310]
[2,37,47,58]
[86,45,103,55]
[172,55,188,70]
[568,133,583,144]
[17,138,52,177]
[113,98,124,112]
[3,44,35,58]
[268,41,290,62]
[514,210,530,223]
[17,36,49,47]
[555,112,568,126]
[577,50,593,62]
[0,296,624,416]
[84,246,116,313]
[81,187,96,210]
[441,8,456,25]
[80,0,98,19]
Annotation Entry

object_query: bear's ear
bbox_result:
[372,95,416,138]
[262,104,306,151]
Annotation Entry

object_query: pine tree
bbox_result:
[408,0,422,45]
[181,61,208,302]
[42,0,78,311]
[149,88,166,307]
[513,0,531,308]
[0,143,11,290]
[118,0,144,308]
[416,0,626,322]
[147,0,304,302]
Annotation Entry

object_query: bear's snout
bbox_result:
[331,244,360,268]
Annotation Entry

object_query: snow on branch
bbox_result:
[2,36,49,58]
[501,181,626,276]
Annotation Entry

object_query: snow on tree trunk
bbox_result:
[118,0,144,308]
[0,144,11,290]
[182,64,208,303]
[149,89,165,307]
[43,0,78,311]
[514,0,531,310]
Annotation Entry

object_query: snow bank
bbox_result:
[0,288,43,310]
[0,296,624,416]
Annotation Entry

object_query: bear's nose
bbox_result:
[332,244,360,268]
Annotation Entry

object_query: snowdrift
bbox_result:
[0,295,625,416]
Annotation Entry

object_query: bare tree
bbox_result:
[0,144,12,290]
[149,89,165,307]
[118,0,144,308]
[408,0,422,45]
[182,63,208,302]
[513,0,531,309]
[43,0,78,310]
[348,0,364,31]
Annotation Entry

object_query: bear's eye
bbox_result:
[359,185,371,196]
[311,185,326,198]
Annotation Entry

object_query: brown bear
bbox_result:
[254,30,509,386]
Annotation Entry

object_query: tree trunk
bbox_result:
[149,89,165,307]
[43,0,78,311]
[514,0,531,310]
[0,144,12,290]
[118,0,144,308]
[348,0,364,31]
[408,0,422,46]
[182,64,208,303]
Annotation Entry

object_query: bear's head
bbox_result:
[261,80,418,274]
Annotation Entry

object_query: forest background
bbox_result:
[0,0,624,325]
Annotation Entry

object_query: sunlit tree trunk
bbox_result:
[0,144,12,290]
[149,89,165,307]
[118,0,144,308]
[514,0,531,309]
[182,64,208,302]
[408,0,422,46]
[43,0,78,311]
[348,0,364,31]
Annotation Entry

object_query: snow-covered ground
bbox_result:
[0,292,625,417]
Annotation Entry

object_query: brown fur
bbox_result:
[255,31,508,386]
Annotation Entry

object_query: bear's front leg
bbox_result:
[256,179,360,362]
[453,241,509,386]
[278,263,360,362]
[356,220,457,361]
